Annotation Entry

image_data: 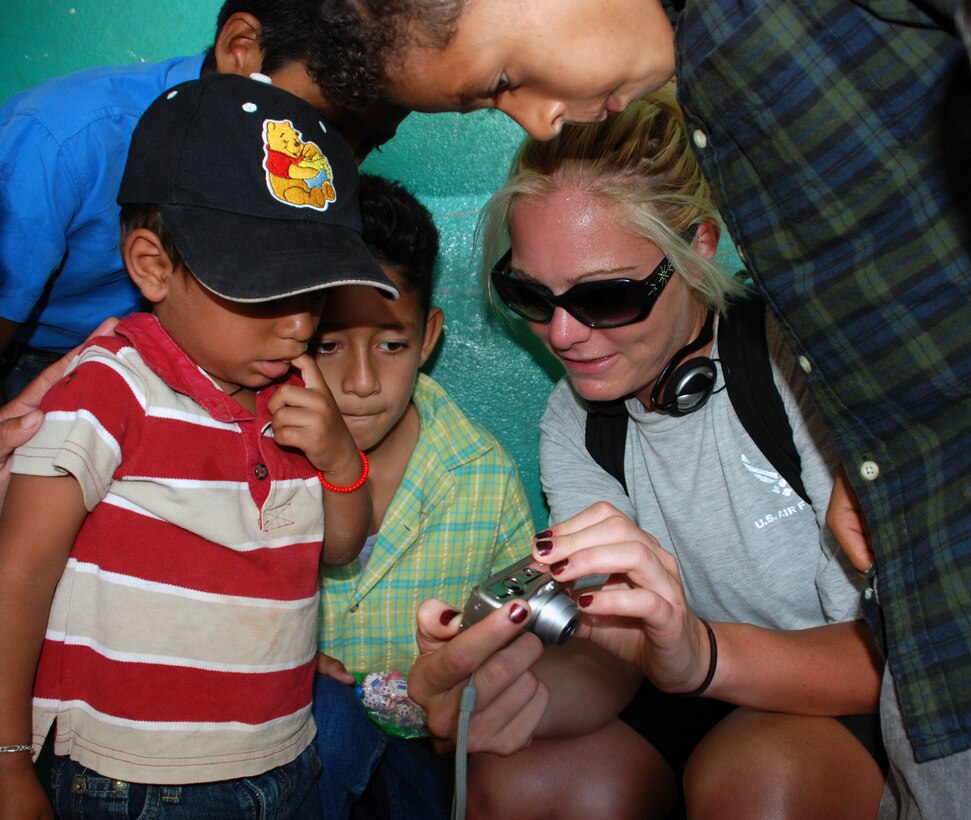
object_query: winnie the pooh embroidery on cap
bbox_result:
[263,118,336,209]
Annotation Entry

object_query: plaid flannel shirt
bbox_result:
[667,0,971,760]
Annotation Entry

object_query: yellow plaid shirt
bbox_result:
[318,375,534,673]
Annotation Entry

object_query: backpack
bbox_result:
[584,293,810,504]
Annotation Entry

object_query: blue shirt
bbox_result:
[669,0,971,761]
[0,53,205,353]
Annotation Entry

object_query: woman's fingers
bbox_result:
[547,537,684,613]
[415,598,464,651]
[409,600,546,752]
[541,500,635,539]
[536,503,674,570]
[467,665,551,755]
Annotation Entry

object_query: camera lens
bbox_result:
[531,591,580,646]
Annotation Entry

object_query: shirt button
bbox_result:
[349,604,360,613]
[864,586,874,600]
[798,355,813,374]
[859,461,880,481]
[692,129,708,149]
[254,463,268,480]
[736,245,747,264]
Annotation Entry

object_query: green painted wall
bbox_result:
[3,2,741,526]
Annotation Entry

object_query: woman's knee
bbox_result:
[468,719,675,820]
[683,710,883,820]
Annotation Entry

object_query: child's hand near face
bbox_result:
[268,354,371,564]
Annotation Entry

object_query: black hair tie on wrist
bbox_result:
[681,618,718,697]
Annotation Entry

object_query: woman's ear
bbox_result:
[123,229,177,303]
[212,12,265,77]
[419,307,445,367]
[691,220,721,262]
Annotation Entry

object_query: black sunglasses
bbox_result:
[490,250,676,329]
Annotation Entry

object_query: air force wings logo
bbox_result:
[741,454,793,497]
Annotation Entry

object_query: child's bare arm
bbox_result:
[0,473,87,817]
[268,354,371,565]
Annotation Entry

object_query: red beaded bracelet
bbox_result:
[317,450,369,494]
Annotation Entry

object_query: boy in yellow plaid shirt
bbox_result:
[310,174,534,819]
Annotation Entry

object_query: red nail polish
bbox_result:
[577,593,594,608]
[535,529,552,540]
[440,609,461,626]
[550,559,568,576]
[509,604,528,624]
[535,539,553,556]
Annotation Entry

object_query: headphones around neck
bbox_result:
[650,309,721,415]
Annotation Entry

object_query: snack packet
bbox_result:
[354,670,429,739]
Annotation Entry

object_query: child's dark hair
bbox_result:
[119,204,184,268]
[359,174,439,316]
[218,0,463,110]
[205,1,385,110]
[325,0,465,109]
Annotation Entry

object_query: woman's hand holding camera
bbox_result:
[407,499,719,755]
[409,598,550,756]
[534,501,715,696]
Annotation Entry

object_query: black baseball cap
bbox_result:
[118,73,398,302]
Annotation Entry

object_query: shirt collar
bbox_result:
[115,313,299,423]
[166,51,208,89]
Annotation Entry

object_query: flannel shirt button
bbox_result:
[254,463,268,480]
[692,129,708,149]
[349,604,360,613]
[859,460,880,481]
[798,355,812,374]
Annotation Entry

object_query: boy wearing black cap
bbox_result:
[0,74,396,817]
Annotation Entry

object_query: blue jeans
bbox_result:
[312,675,452,820]
[50,743,322,819]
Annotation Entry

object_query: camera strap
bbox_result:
[450,672,478,820]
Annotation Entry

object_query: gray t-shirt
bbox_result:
[539,310,861,629]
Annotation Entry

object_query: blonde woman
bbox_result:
[413,87,885,819]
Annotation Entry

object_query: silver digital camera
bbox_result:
[461,556,580,646]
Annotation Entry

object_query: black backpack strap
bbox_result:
[584,293,809,505]
[718,293,810,505]
[584,399,630,495]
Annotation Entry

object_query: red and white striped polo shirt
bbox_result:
[12,313,325,784]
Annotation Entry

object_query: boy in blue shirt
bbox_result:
[0,0,406,401]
